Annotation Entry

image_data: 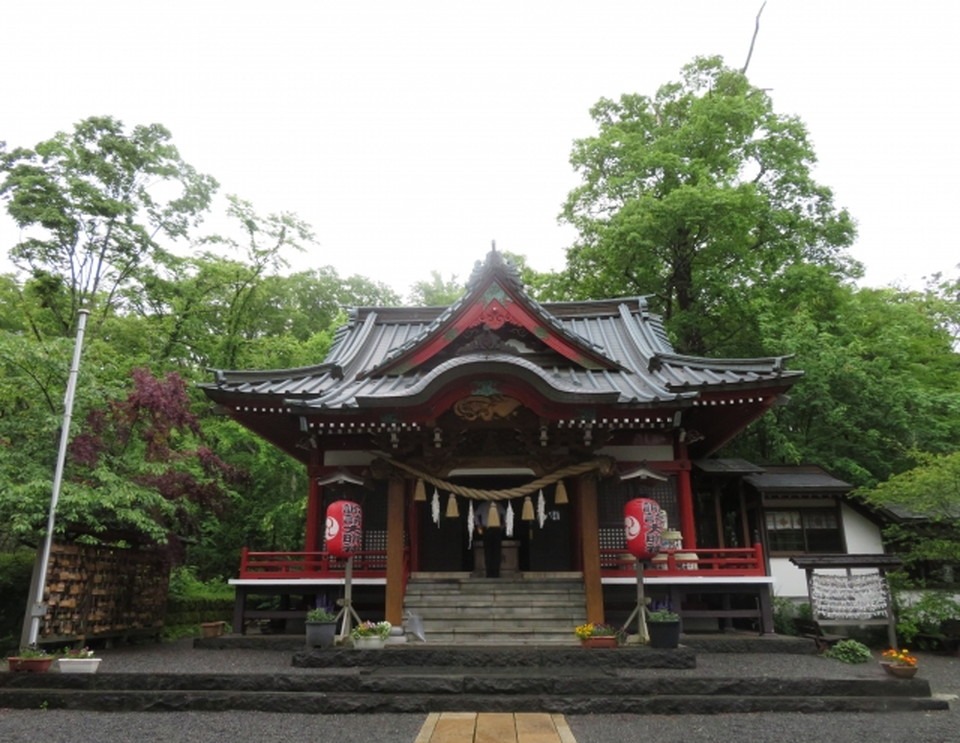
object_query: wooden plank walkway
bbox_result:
[414,713,576,743]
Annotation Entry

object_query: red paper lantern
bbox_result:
[325,500,362,558]
[624,498,662,560]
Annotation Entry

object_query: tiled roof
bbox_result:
[744,465,852,493]
[202,251,801,414]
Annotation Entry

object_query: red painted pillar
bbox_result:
[676,457,697,549]
[305,470,321,552]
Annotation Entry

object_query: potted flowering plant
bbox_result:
[58,646,102,674]
[575,623,620,648]
[880,648,919,678]
[350,620,391,649]
[646,608,681,649]
[305,607,338,649]
[7,646,55,673]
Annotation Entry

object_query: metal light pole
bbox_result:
[23,309,90,647]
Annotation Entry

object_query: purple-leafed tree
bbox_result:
[60,367,246,549]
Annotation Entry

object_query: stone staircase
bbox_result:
[0,645,949,714]
[402,573,587,644]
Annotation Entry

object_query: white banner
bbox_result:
[811,572,889,620]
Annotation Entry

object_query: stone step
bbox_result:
[412,633,578,645]
[418,620,582,634]
[418,635,578,645]
[404,590,584,606]
[0,687,946,714]
[404,587,585,597]
[0,668,946,715]
[294,645,696,668]
[403,596,585,608]
[194,632,818,655]
[404,601,586,620]
[3,644,945,716]
[403,576,587,644]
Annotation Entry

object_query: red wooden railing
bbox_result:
[600,544,766,578]
[238,545,764,580]
[238,548,400,579]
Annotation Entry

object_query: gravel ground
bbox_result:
[1,640,957,743]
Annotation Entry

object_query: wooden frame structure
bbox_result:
[790,554,902,648]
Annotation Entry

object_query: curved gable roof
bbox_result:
[202,252,802,418]
[360,250,624,379]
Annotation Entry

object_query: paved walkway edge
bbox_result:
[414,712,441,743]
[552,714,577,743]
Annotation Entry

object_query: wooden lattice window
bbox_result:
[765,508,844,554]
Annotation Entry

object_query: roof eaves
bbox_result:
[206,362,343,388]
[356,354,625,409]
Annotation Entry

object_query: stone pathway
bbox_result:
[413,712,576,743]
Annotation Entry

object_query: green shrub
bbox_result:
[167,566,233,601]
[164,566,234,638]
[894,591,960,646]
[773,598,814,636]
[825,639,872,664]
[0,550,35,653]
[773,597,798,635]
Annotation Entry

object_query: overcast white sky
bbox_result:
[2,1,958,298]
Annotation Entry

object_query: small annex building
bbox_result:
[201,250,810,638]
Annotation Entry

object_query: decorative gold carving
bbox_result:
[453,394,522,421]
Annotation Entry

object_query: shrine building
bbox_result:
[201,250,810,639]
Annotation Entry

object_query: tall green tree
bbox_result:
[560,56,857,355]
[920,270,960,349]
[729,265,960,486]
[408,270,464,306]
[129,195,314,369]
[855,451,960,577]
[0,116,217,335]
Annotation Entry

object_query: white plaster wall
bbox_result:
[770,503,885,599]
[841,503,885,553]
[770,557,809,598]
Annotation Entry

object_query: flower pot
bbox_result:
[647,620,681,649]
[305,620,337,649]
[58,658,101,674]
[7,657,54,673]
[581,636,618,648]
[201,621,226,638]
[353,636,386,649]
[881,662,918,679]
